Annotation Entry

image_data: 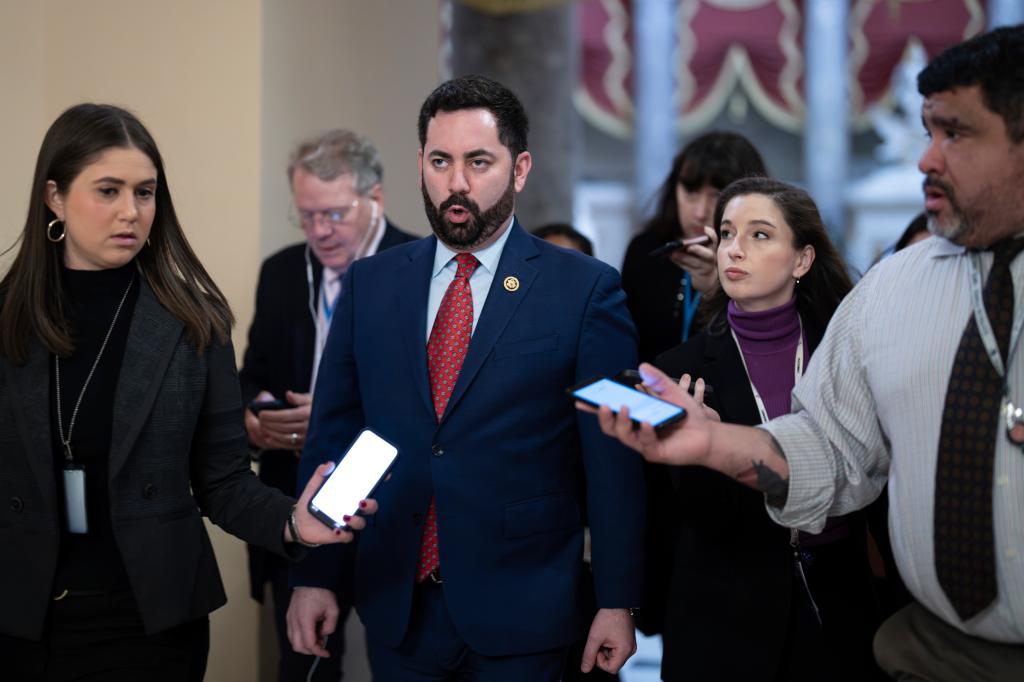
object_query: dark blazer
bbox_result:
[651,323,881,682]
[0,281,294,640]
[239,220,415,597]
[292,221,646,657]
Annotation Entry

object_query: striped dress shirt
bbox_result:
[762,235,1024,643]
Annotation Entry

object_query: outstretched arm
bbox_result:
[582,362,791,506]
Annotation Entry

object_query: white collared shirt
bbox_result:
[762,235,1024,643]
[311,214,388,391]
[425,216,515,340]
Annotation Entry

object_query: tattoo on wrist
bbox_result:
[736,434,788,507]
[752,460,789,508]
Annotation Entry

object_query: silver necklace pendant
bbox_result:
[1003,398,1024,447]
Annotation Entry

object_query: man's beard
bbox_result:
[923,175,969,242]
[422,175,515,250]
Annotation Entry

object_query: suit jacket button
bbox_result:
[10,497,23,512]
[431,444,444,457]
[142,484,157,500]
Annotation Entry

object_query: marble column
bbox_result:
[632,0,677,223]
[450,0,579,229]
[803,0,850,245]
[988,0,1024,30]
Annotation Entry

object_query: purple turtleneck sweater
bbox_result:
[727,296,808,421]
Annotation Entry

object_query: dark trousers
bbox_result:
[270,566,348,681]
[366,581,566,681]
[0,591,208,682]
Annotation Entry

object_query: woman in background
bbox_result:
[653,177,883,681]
[0,103,371,681]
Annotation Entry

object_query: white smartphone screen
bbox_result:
[573,378,685,428]
[308,429,398,528]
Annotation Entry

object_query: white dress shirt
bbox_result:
[425,216,515,340]
[762,235,1024,643]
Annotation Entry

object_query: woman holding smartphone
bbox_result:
[0,103,373,681]
[651,177,883,681]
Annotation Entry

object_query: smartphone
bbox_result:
[308,428,399,530]
[249,398,288,415]
[647,234,712,258]
[614,369,713,398]
[569,377,687,429]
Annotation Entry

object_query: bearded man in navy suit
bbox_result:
[287,75,644,681]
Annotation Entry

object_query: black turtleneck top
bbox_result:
[50,262,139,593]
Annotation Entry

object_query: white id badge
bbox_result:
[63,465,88,534]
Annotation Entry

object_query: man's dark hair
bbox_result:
[533,223,594,256]
[918,24,1024,143]
[646,131,767,241]
[417,75,529,158]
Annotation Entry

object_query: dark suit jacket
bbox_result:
[0,280,294,640]
[239,220,414,598]
[291,221,646,657]
[651,323,880,682]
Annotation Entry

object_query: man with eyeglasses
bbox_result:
[239,129,414,681]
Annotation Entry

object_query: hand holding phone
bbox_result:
[569,377,686,429]
[648,234,712,258]
[308,429,398,530]
[249,398,288,415]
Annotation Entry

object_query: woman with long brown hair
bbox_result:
[652,177,884,681]
[0,103,372,681]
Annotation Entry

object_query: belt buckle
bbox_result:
[428,569,443,584]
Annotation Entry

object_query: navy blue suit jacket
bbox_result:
[292,221,645,657]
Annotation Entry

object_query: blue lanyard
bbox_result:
[681,272,701,342]
[321,280,339,328]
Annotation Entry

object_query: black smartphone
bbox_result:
[248,398,288,415]
[569,377,686,429]
[308,428,399,530]
[615,369,713,398]
[647,234,712,258]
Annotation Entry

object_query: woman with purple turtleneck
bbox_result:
[649,178,886,682]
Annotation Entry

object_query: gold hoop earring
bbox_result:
[47,219,66,243]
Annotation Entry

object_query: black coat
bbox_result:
[0,281,295,640]
[648,323,883,682]
[621,229,693,363]
[238,220,415,597]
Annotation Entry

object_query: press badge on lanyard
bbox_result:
[63,462,88,534]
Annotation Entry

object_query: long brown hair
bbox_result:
[699,177,853,334]
[644,132,767,242]
[0,103,233,364]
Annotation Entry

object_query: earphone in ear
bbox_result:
[370,199,379,227]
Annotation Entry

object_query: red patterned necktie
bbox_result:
[934,238,1024,620]
[416,252,479,583]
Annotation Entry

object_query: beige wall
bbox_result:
[261,0,440,256]
[0,1,440,680]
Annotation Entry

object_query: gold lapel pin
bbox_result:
[503,276,520,292]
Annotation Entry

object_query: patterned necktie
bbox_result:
[416,252,480,582]
[934,237,1024,620]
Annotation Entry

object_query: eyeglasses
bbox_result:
[291,198,361,228]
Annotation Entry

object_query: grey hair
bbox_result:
[287,129,383,194]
